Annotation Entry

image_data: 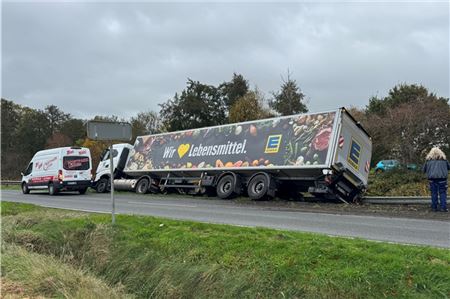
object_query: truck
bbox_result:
[93,108,372,202]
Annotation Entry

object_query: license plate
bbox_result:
[67,182,77,185]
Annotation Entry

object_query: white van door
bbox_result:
[62,155,91,182]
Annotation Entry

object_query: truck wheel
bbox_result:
[216,175,236,199]
[48,183,58,196]
[96,178,108,193]
[22,183,30,194]
[136,178,149,194]
[79,188,88,195]
[247,174,269,200]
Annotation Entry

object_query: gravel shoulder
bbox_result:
[230,197,450,221]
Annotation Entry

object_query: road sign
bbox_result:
[87,121,132,141]
[86,120,132,224]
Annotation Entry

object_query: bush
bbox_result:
[367,169,430,196]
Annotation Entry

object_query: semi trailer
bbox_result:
[93,108,372,202]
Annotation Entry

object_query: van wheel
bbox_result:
[216,175,236,199]
[48,183,58,196]
[136,178,149,194]
[96,178,108,193]
[247,174,269,200]
[22,183,30,194]
[375,169,383,174]
[79,188,88,195]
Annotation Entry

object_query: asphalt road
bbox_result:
[2,190,449,248]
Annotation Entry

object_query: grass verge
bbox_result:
[1,243,132,298]
[2,202,450,298]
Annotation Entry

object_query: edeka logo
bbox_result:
[265,135,282,153]
[177,144,190,158]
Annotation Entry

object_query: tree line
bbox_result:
[1,73,306,179]
[1,73,449,179]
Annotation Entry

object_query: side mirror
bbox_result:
[21,172,24,176]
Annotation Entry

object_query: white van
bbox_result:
[21,146,92,195]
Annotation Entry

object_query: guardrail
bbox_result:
[363,196,429,204]
[1,180,21,186]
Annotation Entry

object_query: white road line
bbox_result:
[127,201,197,208]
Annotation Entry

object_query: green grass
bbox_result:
[2,202,450,298]
[0,201,44,216]
[1,243,132,298]
[1,184,21,191]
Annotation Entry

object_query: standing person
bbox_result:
[423,147,450,212]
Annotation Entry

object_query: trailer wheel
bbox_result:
[21,182,30,194]
[216,175,237,199]
[48,183,58,196]
[136,178,150,194]
[247,174,269,200]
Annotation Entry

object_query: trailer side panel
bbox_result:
[124,111,338,174]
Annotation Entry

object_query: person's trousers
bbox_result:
[429,179,448,211]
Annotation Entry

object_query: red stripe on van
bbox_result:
[29,176,54,184]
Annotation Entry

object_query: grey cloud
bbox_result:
[2,2,448,119]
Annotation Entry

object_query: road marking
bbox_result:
[127,201,197,208]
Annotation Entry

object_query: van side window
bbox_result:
[24,163,33,175]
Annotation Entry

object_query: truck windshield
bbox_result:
[63,156,90,170]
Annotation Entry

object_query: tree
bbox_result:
[131,110,161,140]
[229,90,273,123]
[15,107,51,166]
[1,99,21,153]
[159,79,227,131]
[366,83,448,116]
[219,73,249,109]
[45,105,70,135]
[60,118,86,144]
[270,72,307,116]
[46,132,73,148]
[362,84,450,164]
[1,99,23,179]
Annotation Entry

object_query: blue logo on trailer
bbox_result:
[347,138,361,170]
[265,135,282,153]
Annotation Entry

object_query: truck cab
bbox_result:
[93,143,133,193]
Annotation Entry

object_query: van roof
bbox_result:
[33,147,90,158]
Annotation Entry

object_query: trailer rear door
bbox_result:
[333,111,372,187]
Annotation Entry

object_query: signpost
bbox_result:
[87,121,132,224]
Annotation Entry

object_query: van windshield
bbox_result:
[63,156,90,170]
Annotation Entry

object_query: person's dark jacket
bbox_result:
[423,159,450,179]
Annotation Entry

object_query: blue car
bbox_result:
[375,160,400,173]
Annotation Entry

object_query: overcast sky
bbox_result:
[2,1,449,119]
